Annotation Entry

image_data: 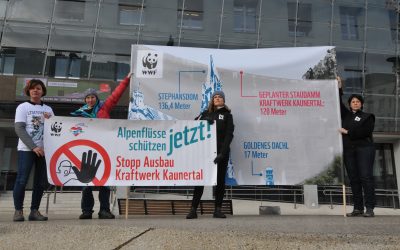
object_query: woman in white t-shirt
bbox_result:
[13,79,54,222]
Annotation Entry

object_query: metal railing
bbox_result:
[41,185,400,214]
[130,186,304,209]
[322,187,399,209]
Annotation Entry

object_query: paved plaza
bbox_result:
[1,192,400,249]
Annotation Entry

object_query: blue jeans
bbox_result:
[343,145,376,210]
[81,186,111,213]
[13,151,48,211]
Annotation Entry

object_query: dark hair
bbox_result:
[348,94,364,109]
[24,79,47,97]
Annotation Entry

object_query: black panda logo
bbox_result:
[142,53,158,69]
[51,122,62,135]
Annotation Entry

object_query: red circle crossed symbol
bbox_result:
[50,139,111,186]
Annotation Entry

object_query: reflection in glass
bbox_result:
[119,3,145,25]
[340,6,362,40]
[233,0,258,33]
[54,53,81,79]
[177,0,203,29]
[6,0,53,23]
[337,51,363,93]
[55,1,85,21]
[365,95,396,120]
[0,48,16,75]
[287,2,312,37]
[12,48,45,75]
[388,9,399,41]
[46,51,89,78]
[374,118,397,132]
[91,54,130,81]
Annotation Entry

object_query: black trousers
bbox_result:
[81,186,111,213]
[190,158,228,209]
[343,145,376,210]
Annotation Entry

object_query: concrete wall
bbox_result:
[0,76,17,101]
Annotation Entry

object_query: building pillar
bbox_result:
[393,140,400,204]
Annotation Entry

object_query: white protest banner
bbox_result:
[44,117,217,186]
[128,45,342,185]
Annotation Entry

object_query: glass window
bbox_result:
[50,27,94,52]
[90,54,130,81]
[3,56,15,75]
[0,1,8,19]
[119,4,145,25]
[45,51,90,78]
[0,48,15,75]
[336,50,363,93]
[366,28,395,51]
[55,0,85,21]
[388,9,399,41]
[6,0,53,23]
[54,0,98,27]
[233,0,258,33]
[339,6,363,40]
[98,1,146,30]
[374,143,397,189]
[12,48,46,75]
[365,95,396,119]
[374,117,398,132]
[383,0,399,10]
[54,53,81,79]
[1,23,49,49]
[95,31,136,55]
[177,0,203,30]
[287,2,312,37]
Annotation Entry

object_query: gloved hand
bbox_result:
[205,117,214,125]
[214,154,224,164]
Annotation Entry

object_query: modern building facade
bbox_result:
[0,0,399,204]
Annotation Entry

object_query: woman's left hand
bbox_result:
[43,112,52,119]
[33,147,45,157]
[338,128,348,134]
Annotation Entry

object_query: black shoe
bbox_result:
[98,210,115,219]
[213,208,226,219]
[28,210,48,221]
[79,211,93,220]
[363,208,374,217]
[346,209,364,217]
[186,209,198,219]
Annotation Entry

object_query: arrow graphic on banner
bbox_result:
[240,70,257,98]
[251,160,262,176]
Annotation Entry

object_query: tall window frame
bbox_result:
[340,6,362,41]
[233,0,258,33]
[287,2,312,37]
[178,0,204,30]
[118,3,145,26]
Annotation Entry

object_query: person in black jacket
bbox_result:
[186,90,234,219]
[337,77,376,217]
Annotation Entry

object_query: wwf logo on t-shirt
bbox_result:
[50,122,62,136]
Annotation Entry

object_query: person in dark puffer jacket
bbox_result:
[337,77,376,218]
[186,90,234,219]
